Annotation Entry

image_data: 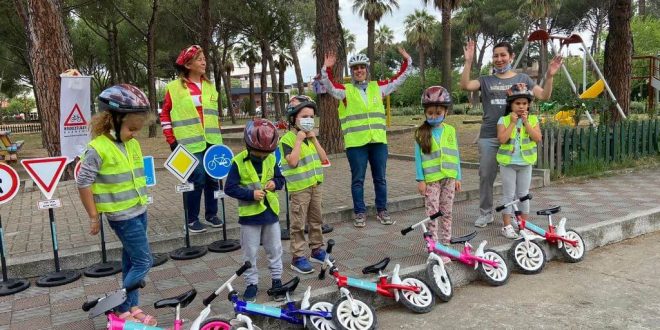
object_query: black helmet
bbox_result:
[98,84,150,113]
[285,95,317,122]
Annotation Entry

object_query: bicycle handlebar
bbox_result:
[326,239,335,254]
[401,210,444,235]
[495,194,532,212]
[401,227,414,235]
[81,300,97,312]
[203,262,251,306]
[82,280,146,312]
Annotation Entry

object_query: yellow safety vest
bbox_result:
[89,134,148,213]
[496,114,539,165]
[420,124,460,182]
[278,131,324,192]
[167,79,222,153]
[233,150,280,217]
[338,82,387,148]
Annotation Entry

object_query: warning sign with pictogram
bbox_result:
[21,157,68,200]
[63,104,88,127]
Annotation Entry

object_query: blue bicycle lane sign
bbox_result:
[204,144,234,179]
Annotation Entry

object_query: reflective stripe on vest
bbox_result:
[89,135,148,213]
[496,115,538,165]
[420,124,460,182]
[232,150,280,217]
[338,82,387,148]
[278,131,324,192]
[167,80,222,153]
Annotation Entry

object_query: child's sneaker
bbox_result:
[474,214,494,228]
[270,279,285,302]
[243,284,258,302]
[291,257,314,274]
[205,216,224,228]
[377,210,395,225]
[353,213,366,227]
[501,225,519,239]
[310,248,335,264]
[187,220,207,233]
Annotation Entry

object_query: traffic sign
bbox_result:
[203,145,234,179]
[21,157,68,200]
[143,156,156,187]
[164,145,198,183]
[0,163,20,205]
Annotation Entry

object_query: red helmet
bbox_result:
[421,86,452,107]
[244,119,279,152]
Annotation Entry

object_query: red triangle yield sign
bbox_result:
[64,103,88,127]
[21,156,68,200]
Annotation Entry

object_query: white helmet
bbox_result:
[348,54,370,67]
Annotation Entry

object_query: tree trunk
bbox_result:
[419,50,426,88]
[210,46,224,118]
[248,64,256,115]
[441,4,452,92]
[200,0,211,64]
[261,39,281,118]
[110,21,121,84]
[538,16,548,84]
[315,0,344,154]
[604,0,632,123]
[289,40,305,95]
[260,53,268,118]
[221,68,235,124]
[278,55,286,97]
[146,0,159,138]
[367,19,375,64]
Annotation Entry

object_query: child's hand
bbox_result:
[264,180,276,191]
[511,112,519,121]
[89,217,100,235]
[417,181,427,196]
[296,130,307,140]
[305,130,316,139]
[520,111,529,123]
[253,190,266,201]
[455,181,462,192]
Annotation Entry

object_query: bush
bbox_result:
[451,103,467,114]
[466,107,483,116]
[630,101,646,114]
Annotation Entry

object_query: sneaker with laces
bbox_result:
[290,257,314,274]
[474,214,494,228]
[501,225,519,239]
[377,210,395,225]
[187,220,207,233]
[271,279,285,302]
[353,213,366,228]
[310,248,335,264]
[206,215,224,228]
[243,284,258,302]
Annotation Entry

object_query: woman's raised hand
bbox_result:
[463,40,475,63]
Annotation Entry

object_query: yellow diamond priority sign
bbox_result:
[164,144,199,183]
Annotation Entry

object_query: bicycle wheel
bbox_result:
[425,260,453,302]
[332,296,377,330]
[208,161,216,171]
[200,318,232,330]
[508,240,546,274]
[560,229,585,263]
[306,301,337,330]
[477,249,509,286]
[398,276,435,313]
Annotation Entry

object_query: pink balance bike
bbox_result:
[401,210,510,290]
[495,194,585,275]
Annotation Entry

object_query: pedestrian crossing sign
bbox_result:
[164,145,198,183]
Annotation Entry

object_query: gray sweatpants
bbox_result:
[240,222,283,285]
[478,138,500,216]
[499,164,532,215]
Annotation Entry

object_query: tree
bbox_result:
[352,0,399,63]
[423,0,461,91]
[405,10,436,87]
[374,25,394,78]
[235,41,261,115]
[343,28,357,76]
[518,0,561,83]
[604,0,633,123]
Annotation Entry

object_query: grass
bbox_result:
[552,155,660,180]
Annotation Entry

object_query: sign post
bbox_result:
[142,156,168,267]
[203,145,240,253]
[21,156,81,287]
[0,163,30,296]
[164,145,207,260]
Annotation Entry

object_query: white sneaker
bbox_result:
[474,214,494,228]
[501,225,519,239]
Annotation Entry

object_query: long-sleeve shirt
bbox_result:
[414,126,462,182]
[160,79,206,145]
[224,154,286,226]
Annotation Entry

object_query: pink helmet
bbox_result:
[421,86,452,107]
[244,119,279,152]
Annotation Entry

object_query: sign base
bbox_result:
[152,253,169,267]
[84,261,122,278]
[169,246,207,260]
[0,278,30,296]
[36,269,81,287]
[281,228,290,241]
[208,239,241,253]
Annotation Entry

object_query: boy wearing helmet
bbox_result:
[77,84,156,326]
[320,47,413,227]
[415,86,462,262]
[225,119,286,302]
[496,83,542,239]
[279,95,331,274]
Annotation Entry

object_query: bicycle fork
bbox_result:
[340,287,361,315]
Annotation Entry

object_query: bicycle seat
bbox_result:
[154,289,197,309]
[537,206,561,216]
[267,277,300,296]
[450,231,477,244]
[362,257,390,275]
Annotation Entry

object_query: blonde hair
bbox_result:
[90,111,152,138]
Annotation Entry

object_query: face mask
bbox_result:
[426,115,444,127]
[298,117,315,132]
[492,63,512,74]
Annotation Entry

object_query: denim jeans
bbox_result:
[108,212,153,312]
[185,148,220,223]
[345,143,388,214]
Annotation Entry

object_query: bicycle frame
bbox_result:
[107,312,180,330]
[331,263,421,301]
[502,196,579,248]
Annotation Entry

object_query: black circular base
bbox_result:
[0,278,30,296]
[169,246,207,260]
[281,228,290,241]
[84,261,122,278]
[304,224,334,234]
[36,269,81,287]
[208,239,241,253]
[152,253,169,267]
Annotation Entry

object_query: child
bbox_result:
[414,86,462,263]
[225,119,285,302]
[279,95,332,274]
[77,84,156,326]
[497,83,542,239]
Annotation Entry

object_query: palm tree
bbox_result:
[518,0,562,83]
[343,28,357,76]
[423,0,461,91]
[352,0,400,63]
[375,25,394,78]
[405,10,436,87]
[236,42,261,115]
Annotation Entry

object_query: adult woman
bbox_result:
[460,40,562,229]
[160,45,223,232]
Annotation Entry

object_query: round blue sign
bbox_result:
[274,147,282,167]
[204,144,234,179]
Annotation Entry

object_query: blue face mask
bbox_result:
[426,115,445,126]
[492,63,512,74]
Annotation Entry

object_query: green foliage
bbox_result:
[631,16,660,56]
[5,97,35,116]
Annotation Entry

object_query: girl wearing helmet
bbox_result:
[161,45,224,233]
[320,47,413,228]
[224,119,286,302]
[496,83,542,239]
[415,86,462,263]
[76,84,157,326]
